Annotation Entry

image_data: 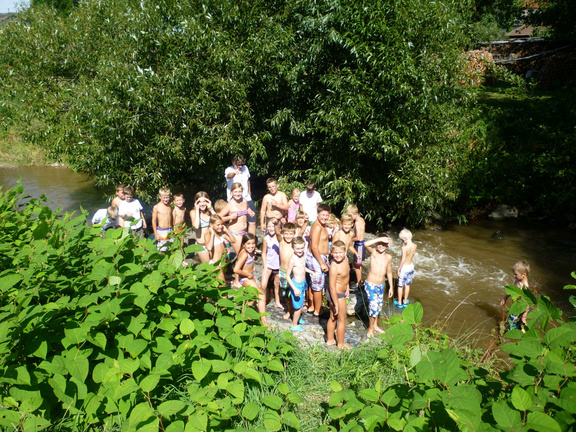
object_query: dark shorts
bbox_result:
[247,200,257,224]
[354,240,366,265]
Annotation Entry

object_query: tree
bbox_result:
[0,0,481,226]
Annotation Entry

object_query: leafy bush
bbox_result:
[0,184,299,430]
[0,0,482,226]
[323,292,576,431]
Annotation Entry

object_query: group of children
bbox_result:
[92,180,531,348]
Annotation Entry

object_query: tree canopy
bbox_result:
[1,0,482,226]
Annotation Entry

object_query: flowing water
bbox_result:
[2,166,575,347]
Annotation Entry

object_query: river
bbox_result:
[1,166,575,347]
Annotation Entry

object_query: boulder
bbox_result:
[488,204,518,219]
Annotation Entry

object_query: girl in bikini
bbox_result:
[234,233,269,327]
[205,214,236,282]
[190,191,214,263]
[219,183,255,256]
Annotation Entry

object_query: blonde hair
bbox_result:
[214,199,227,213]
[332,240,346,251]
[341,213,354,224]
[209,214,223,225]
[115,184,125,192]
[513,261,530,275]
[159,187,171,197]
[173,193,184,199]
[282,222,296,233]
[291,188,300,198]
[327,214,339,225]
[346,204,359,215]
[230,182,243,192]
[399,229,413,241]
[107,206,118,220]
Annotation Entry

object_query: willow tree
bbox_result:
[0,0,480,225]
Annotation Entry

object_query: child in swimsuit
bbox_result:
[190,191,215,263]
[396,228,417,308]
[205,214,236,283]
[219,183,255,256]
[261,218,281,309]
[234,233,269,327]
[287,188,303,223]
[346,204,366,288]
[501,260,530,333]
[326,240,351,349]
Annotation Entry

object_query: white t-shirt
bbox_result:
[119,199,144,229]
[299,190,322,222]
[92,208,119,231]
[225,165,252,201]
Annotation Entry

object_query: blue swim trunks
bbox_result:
[364,281,385,318]
[398,263,415,287]
[290,279,307,310]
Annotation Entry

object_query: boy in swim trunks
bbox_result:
[364,234,394,338]
[500,260,530,332]
[277,222,297,320]
[152,188,174,251]
[172,193,187,233]
[333,213,361,262]
[326,240,351,349]
[397,228,417,308]
[260,177,289,230]
[346,204,366,288]
[307,203,331,316]
[287,237,315,331]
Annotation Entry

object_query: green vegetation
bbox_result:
[0,0,481,226]
[0,0,575,226]
[1,185,575,431]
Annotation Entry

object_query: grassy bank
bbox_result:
[0,130,53,166]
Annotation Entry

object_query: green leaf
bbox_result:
[158,400,186,418]
[282,411,300,429]
[267,358,284,372]
[359,389,380,403]
[526,411,562,432]
[0,273,22,291]
[402,302,423,324]
[492,401,521,431]
[263,410,282,431]
[511,386,532,411]
[140,374,160,392]
[180,318,195,335]
[262,395,283,410]
[192,360,211,382]
[331,381,343,392]
[242,402,259,420]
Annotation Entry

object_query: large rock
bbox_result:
[488,204,518,219]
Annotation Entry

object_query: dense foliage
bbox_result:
[1,185,575,431]
[0,0,481,226]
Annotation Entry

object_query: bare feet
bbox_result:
[366,332,374,339]
[326,340,337,347]
[338,342,352,350]
[374,327,385,334]
[275,303,284,309]
[283,312,291,320]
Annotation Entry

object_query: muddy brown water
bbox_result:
[2,166,575,348]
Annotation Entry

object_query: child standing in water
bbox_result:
[205,214,236,283]
[500,260,530,332]
[364,235,394,338]
[190,192,215,263]
[396,228,417,308]
[261,218,281,309]
[234,233,269,327]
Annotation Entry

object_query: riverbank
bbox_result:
[0,130,54,167]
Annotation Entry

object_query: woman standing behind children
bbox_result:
[219,183,255,255]
[190,191,215,263]
[261,218,282,309]
[205,214,236,283]
[234,233,269,327]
